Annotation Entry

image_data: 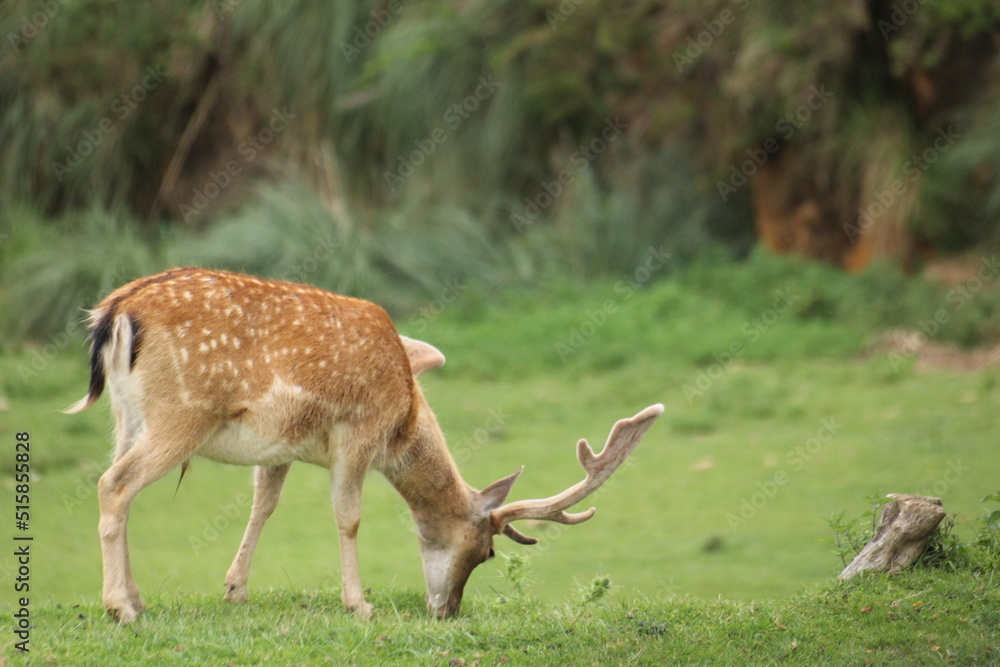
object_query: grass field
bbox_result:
[8,570,1000,665]
[2,261,999,663]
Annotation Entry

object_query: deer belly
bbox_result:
[198,422,314,466]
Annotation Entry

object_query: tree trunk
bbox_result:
[839,494,946,580]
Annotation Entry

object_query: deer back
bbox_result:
[79,267,420,465]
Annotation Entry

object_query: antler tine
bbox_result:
[491,404,664,541]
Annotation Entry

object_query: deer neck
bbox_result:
[380,391,472,528]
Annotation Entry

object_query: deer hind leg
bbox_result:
[113,407,140,461]
[98,418,212,623]
[110,403,145,604]
[224,463,291,603]
[330,446,374,619]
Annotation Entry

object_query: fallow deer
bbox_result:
[65,267,663,622]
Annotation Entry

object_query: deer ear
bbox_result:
[478,467,523,513]
[400,336,445,376]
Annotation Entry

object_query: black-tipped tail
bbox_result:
[63,309,141,414]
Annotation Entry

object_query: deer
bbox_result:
[64,267,663,623]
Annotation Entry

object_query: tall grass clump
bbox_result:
[4,0,1000,346]
[0,205,168,340]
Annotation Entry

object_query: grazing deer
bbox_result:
[65,267,663,622]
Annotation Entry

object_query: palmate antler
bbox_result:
[491,404,665,545]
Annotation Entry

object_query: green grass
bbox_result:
[2,270,999,663]
[6,570,999,665]
[3,340,998,607]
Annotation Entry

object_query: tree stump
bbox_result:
[838,494,947,580]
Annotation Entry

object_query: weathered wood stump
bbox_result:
[839,494,947,580]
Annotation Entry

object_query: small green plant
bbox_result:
[824,494,890,567]
[918,513,971,571]
[975,492,1000,571]
[576,576,612,607]
[499,552,531,598]
[561,575,614,630]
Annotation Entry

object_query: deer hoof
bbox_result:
[106,600,143,624]
[223,583,248,604]
[347,600,373,620]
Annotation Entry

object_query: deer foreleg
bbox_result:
[331,456,372,619]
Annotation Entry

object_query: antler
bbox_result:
[490,404,664,545]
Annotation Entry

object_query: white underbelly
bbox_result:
[197,422,326,467]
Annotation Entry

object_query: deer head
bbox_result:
[397,385,664,618]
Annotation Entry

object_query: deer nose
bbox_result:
[427,593,461,619]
